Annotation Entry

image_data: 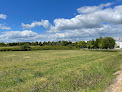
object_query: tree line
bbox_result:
[0,37,115,50]
[0,41,78,47]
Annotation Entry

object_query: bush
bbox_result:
[0,47,20,51]
[0,45,79,51]
[20,44,30,51]
[30,46,79,50]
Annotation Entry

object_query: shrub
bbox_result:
[20,44,30,51]
[0,45,79,51]
[0,47,20,51]
[30,46,79,50]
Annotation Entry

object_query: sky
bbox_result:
[0,0,122,42]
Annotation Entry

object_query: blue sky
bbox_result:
[0,0,122,42]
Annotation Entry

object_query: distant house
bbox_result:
[120,42,122,48]
[115,42,122,48]
[114,37,122,48]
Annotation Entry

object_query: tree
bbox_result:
[62,41,69,46]
[87,41,92,50]
[94,38,99,49]
[43,41,48,46]
[100,37,115,49]
[107,37,115,49]
[20,44,30,51]
[78,41,87,48]
[56,41,62,46]
[39,42,42,46]
[35,42,38,45]
[91,39,95,49]
[0,42,6,47]
[98,37,103,49]
[72,42,78,48]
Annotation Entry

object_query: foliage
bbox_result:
[30,46,78,50]
[100,37,115,49]
[87,37,115,50]
[0,37,116,51]
[0,46,79,51]
[78,41,87,48]
[0,47,20,51]
[20,44,30,51]
[87,41,93,49]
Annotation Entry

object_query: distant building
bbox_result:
[114,37,122,48]
[120,42,122,48]
[115,42,122,48]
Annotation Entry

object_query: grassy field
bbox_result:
[0,50,122,92]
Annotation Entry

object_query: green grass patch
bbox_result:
[0,50,121,92]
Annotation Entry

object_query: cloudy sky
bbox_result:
[0,0,122,42]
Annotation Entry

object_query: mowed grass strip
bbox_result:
[0,50,121,92]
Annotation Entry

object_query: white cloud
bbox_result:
[49,15,102,32]
[0,24,11,30]
[21,3,122,34]
[0,30,40,42]
[0,14,11,30]
[2,30,37,39]
[1,2,122,42]
[49,24,122,41]
[22,19,50,29]
[100,2,114,7]
[49,3,122,32]
[77,3,113,14]
[0,24,122,42]
[0,14,7,19]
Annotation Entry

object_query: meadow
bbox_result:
[0,50,122,92]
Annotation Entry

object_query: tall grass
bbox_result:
[0,50,121,92]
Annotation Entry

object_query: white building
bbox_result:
[120,42,122,48]
[115,42,122,48]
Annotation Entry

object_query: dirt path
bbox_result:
[105,66,122,92]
